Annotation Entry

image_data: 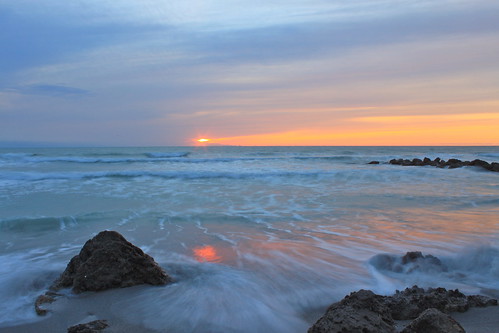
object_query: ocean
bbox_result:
[0,146,498,332]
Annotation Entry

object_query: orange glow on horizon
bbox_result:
[197,138,210,142]
[209,111,499,146]
[193,245,222,263]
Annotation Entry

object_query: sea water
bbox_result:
[0,146,498,332]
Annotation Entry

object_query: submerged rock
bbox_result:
[370,251,447,274]
[400,308,466,333]
[53,230,172,293]
[34,293,56,315]
[67,319,109,333]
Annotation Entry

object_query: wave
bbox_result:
[479,153,499,160]
[1,154,357,165]
[0,170,335,182]
[369,246,499,297]
[144,152,190,158]
[0,216,78,233]
[0,151,192,164]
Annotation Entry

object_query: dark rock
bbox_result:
[368,161,380,164]
[370,251,447,275]
[469,159,491,170]
[308,290,395,333]
[53,230,172,293]
[401,308,465,333]
[388,286,470,320]
[412,158,424,166]
[446,158,464,169]
[381,157,498,172]
[309,285,497,333]
[401,251,424,264]
[34,294,56,315]
[68,320,109,333]
[467,295,498,307]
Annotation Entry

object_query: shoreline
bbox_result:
[1,288,497,333]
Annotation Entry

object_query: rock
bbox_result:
[412,158,424,166]
[401,308,465,333]
[368,161,380,164]
[469,159,491,170]
[467,295,498,307]
[446,158,464,169]
[34,293,56,315]
[67,319,109,333]
[388,286,473,320]
[308,290,395,333]
[53,230,172,293]
[308,286,497,333]
[380,157,497,172]
[369,251,447,274]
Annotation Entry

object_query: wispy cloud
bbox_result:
[4,84,89,97]
[1,0,498,145]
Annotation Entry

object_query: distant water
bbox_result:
[0,146,498,331]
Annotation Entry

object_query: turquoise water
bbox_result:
[0,146,498,331]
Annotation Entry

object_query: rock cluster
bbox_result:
[308,286,497,333]
[369,157,498,172]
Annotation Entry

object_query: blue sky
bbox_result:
[1,0,498,146]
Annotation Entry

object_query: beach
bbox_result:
[0,146,498,332]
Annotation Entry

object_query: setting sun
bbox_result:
[197,138,210,143]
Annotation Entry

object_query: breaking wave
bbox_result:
[369,246,499,297]
[0,170,335,182]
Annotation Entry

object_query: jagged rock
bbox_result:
[308,290,395,333]
[67,319,109,333]
[388,286,470,320]
[308,286,497,333]
[52,230,172,293]
[467,295,498,307]
[400,308,465,333]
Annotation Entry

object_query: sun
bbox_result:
[197,138,210,143]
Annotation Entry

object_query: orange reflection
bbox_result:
[193,245,222,263]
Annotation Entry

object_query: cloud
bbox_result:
[4,84,89,97]
[1,0,499,145]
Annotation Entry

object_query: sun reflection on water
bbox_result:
[193,245,222,263]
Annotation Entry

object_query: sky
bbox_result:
[1,0,498,146]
